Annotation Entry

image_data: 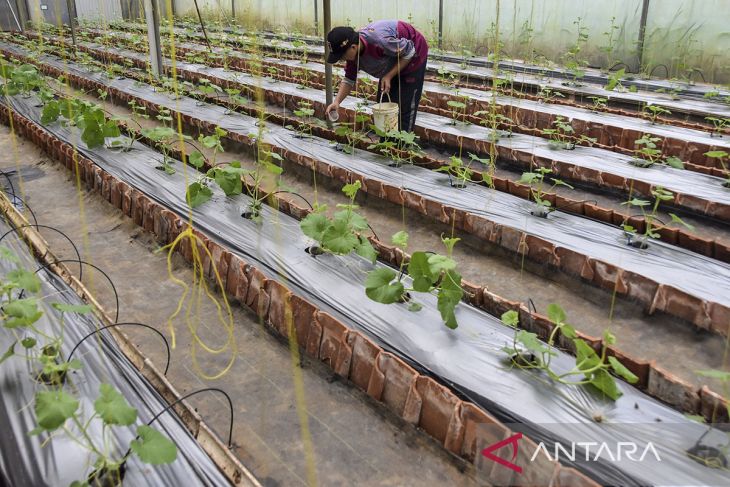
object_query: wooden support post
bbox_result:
[144,0,164,77]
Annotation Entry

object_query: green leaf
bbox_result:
[213,167,244,196]
[102,120,121,138]
[341,180,361,200]
[600,330,615,346]
[665,156,684,169]
[623,198,650,207]
[7,269,41,293]
[4,298,43,328]
[546,303,567,324]
[131,425,178,465]
[561,324,577,339]
[300,212,329,242]
[0,247,19,263]
[41,100,60,124]
[696,369,730,381]
[408,302,423,312]
[21,337,36,349]
[501,310,519,327]
[427,254,456,274]
[34,390,79,431]
[365,267,405,304]
[589,368,622,400]
[189,151,206,169]
[392,230,409,249]
[321,219,358,254]
[704,150,728,159]
[51,303,92,314]
[410,252,438,290]
[437,270,462,329]
[94,383,138,426]
[668,213,695,231]
[186,182,213,208]
[608,356,639,384]
[574,339,601,371]
[515,330,547,353]
[0,341,15,364]
[355,236,378,263]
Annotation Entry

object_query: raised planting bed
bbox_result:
[56,28,730,173]
[6,43,729,335]
[4,87,730,487]
[26,32,730,265]
[100,21,730,124]
[0,212,255,485]
[12,36,730,228]
[162,19,730,103]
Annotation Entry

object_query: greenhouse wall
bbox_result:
[171,0,730,84]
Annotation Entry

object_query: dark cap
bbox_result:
[326,26,359,63]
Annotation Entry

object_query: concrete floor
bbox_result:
[0,127,481,486]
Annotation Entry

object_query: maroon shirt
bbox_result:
[343,20,429,85]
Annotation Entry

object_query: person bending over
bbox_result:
[324,20,429,132]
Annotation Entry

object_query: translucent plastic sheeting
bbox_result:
[100,24,730,119]
[203,22,730,101]
[75,32,730,153]
[0,223,231,486]
[7,43,729,310]
[29,38,729,210]
[6,90,730,487]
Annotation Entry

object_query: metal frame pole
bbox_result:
[313,0,319,36]
[636,0,651,72]
[65,0,77,47]
[324,0,333,117]
[144,0,163,77]
[438,0,443,49]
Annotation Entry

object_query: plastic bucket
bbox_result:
[371,92,399,133]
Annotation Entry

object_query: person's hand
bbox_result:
[380,75,392,94]
[326,102,339,116]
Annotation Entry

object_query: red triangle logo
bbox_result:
[481,432,523,474]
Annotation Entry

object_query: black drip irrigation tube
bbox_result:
[67,322,171,375]
[0,224,83,278]
[119,387,235,467]
[29,259,120,323]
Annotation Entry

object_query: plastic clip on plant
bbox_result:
[299,181,377,260]
[364,232,464,329]
[500,305,639,402]
[520,167,574,218]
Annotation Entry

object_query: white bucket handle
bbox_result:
[379,91,392,104]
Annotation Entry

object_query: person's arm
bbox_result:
[326,60,357,115]
[380,56,411,93]
[326,81,353,115]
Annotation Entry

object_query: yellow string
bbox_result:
[160,226,237,380]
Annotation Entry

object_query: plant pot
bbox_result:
[240,201,262,220]
[87,464,126,487]
[629,158,654,168]
[305,246,324,256]
[530,204,550,218]
[509,351,539,367]
[450,179,467,189]
[548,140,575,151]
[710,132,723,139]
[627,236,649,249]
[686,444,727,469]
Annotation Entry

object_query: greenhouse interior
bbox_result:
[0,0,729,486]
